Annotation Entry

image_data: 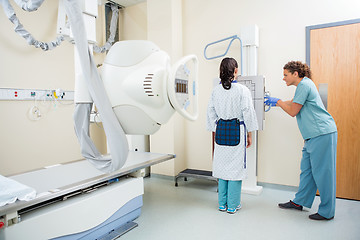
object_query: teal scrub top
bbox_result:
[293,77,337,140]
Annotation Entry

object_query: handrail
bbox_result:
[203,35,243,75]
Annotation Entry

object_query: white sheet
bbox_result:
[0,175,36,207]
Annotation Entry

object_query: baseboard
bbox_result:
[258,182,298,192]
[148,173,175,181]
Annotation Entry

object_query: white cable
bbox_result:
[13,0,44,11]
[91,110,103,128]
[1,0,117,52]
[28,105,41,121]
[0,0,65,51]
[64,0,129,172]
[93,4,119,53]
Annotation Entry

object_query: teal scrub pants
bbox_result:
[218,179,242,209]
[293,132,337,219]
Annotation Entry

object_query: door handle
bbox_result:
[318,83,328,110]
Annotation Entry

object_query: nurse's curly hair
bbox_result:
[283,61,312,79]
[219,57,238,90]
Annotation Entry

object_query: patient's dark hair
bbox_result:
[219,57,238,90]
[283,61,312,79]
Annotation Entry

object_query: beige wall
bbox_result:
[120,0,360,186]
[0,2,107,176]
[119,2,148,40]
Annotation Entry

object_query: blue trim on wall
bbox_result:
[306,18,360,66]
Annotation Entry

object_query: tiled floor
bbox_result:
[124,176,360,240]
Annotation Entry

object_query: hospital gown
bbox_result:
[206,83,258,180]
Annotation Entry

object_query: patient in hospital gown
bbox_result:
[206,57,258,214]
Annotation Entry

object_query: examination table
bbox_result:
[0,151,174,239]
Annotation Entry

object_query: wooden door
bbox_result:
[309,21,360,200]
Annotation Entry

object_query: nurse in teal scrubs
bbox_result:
[265,61,337,220]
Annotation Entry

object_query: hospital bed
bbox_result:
[0,151,174,240]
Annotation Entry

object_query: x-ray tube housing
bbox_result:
[101,40,199,135]
[101,40,175,135]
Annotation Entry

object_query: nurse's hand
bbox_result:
[264,96,280,106]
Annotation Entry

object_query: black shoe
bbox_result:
[278,200,303,211]
[309,213,334,221]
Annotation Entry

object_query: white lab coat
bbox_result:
[206,83,258,180]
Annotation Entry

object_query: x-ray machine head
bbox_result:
[101,40,199,135]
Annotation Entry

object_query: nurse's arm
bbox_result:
[277,100,302,117]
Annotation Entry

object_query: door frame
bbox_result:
[305,19,360,200]
[306,18,360,66]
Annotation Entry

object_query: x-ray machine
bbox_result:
[0,0,198,239]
